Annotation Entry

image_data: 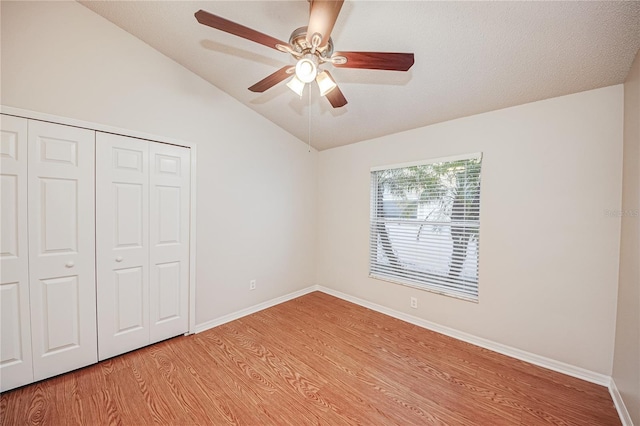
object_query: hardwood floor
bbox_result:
[1,291,620,425]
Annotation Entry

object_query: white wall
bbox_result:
[613,49,640,424]
[317,86,624,375]
[0,1,317,326]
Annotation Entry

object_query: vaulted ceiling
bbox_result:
[81,1,640,151]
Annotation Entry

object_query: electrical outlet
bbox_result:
[249,279,256,290]
[410,297,418,309]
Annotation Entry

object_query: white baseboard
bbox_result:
[193,286,317,334]
[316,285,611,387]
[610,379,634,426]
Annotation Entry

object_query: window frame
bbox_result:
[369,153,483,302]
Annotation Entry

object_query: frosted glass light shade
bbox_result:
[316,71,337,96]
[286,76,305,97]
[295,58,317,83]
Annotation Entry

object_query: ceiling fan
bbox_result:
[195,0,414,108]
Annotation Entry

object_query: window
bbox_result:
[369,153,482,301]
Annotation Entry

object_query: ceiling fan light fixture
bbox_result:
[286,75,306,97]
[316,70,337,97]
[295,57,317,83]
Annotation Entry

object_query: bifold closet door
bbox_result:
[0,115,33,391]
[27,120,97,381]
[149,143,190,343]
[96,133,150,360]
[96,133,190,360]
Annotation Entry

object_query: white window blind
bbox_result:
[369,154,482,300]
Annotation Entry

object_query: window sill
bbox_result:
[368,273,479,303]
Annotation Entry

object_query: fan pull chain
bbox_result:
[308,84,311,153]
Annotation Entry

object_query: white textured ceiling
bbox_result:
[80,1,640,151]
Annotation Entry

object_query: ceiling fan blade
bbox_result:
[195,10,288,51]
[306,0,344,49]
[248,66,293,93]
[325,81,348,108]
[332,51,415,71]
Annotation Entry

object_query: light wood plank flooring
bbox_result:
[0,291,620,425]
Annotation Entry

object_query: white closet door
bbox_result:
[0,115,33,391]
[149,144,190,343]
[96,132,150,360]
[27,120,97,381]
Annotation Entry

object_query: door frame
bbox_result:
[1,106,198,334]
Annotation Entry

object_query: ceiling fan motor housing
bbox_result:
[289,26,334,59]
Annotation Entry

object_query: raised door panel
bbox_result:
[96,133,150,360]
[149,144,190,343]
[0,115,33,391]
[27,120,97,381]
